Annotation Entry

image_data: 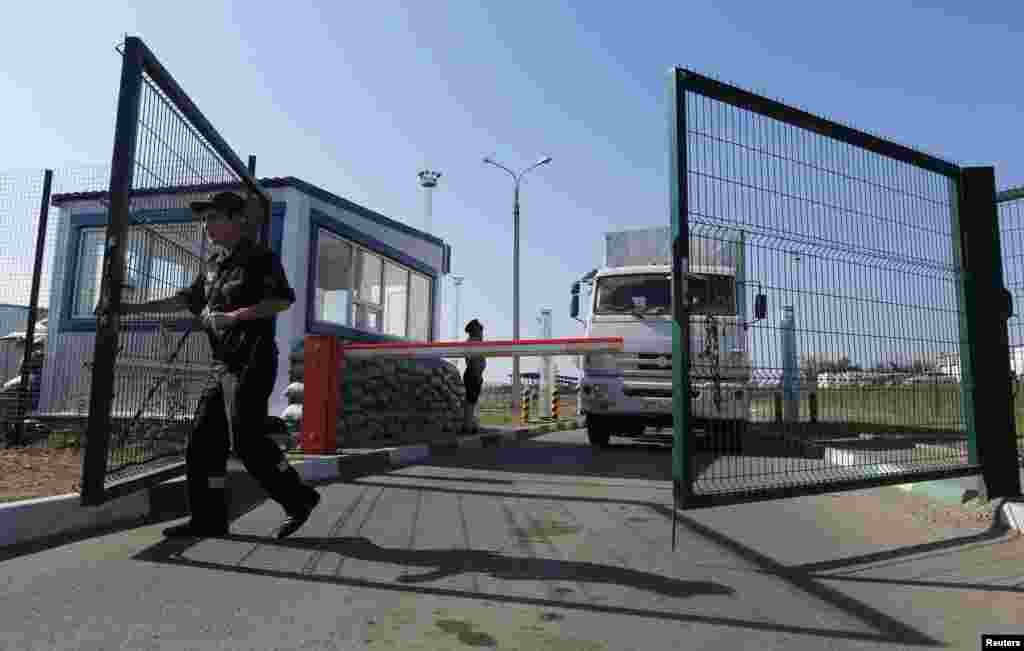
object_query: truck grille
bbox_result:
[636,353,673,371]
[623,386,673,398]
[617,354,672,379]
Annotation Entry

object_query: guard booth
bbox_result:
[38,178,452,432]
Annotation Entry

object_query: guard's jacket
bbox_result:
[178,235,296,370]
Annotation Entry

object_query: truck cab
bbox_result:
[570,228,766,450]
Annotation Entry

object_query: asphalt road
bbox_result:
[0,428,1021,650]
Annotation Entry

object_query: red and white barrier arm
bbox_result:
[339,336,624,359]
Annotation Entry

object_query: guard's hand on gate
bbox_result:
[202,310,236,330]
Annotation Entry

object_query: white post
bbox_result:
[451,275,464,372]
[782,249,801,424]
[781,305,798,422]
[540,308,553,417]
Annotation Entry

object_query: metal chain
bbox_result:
[703,315,723,414]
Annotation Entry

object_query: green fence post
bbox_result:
[80,36,145,507]
[953,167,1021,499]
[669,68,693,511]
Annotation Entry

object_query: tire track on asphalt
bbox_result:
[407,488,423,550]
[456,493,481,593]
[499,498,563,602]
[332,486,388,576]
[545,502,601,603]
[297,485,372,575]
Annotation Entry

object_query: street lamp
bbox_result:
[483,155,552,411]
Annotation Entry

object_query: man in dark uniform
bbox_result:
[119,191,320,539]
[462,319,486,434]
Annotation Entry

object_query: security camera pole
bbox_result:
[417,169,441,236]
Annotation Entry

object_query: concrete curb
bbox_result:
[817,443,1024,533]
[0,418,584,551]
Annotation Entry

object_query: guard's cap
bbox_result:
[190,191,264,222]
[465,319,483,334]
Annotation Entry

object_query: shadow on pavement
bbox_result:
[142,534,734,599]
[132,531,941,646]
[6,427,1003,647]
[126,434,968,647]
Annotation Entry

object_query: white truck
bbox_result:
[570,227,766,450]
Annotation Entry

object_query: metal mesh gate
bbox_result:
[669,69,985,507]
[79,36,270,505]
[997,187,1024,465]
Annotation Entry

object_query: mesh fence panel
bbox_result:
[102,72,252,482]
[998,191,1024,465]
[0,166,109,449]
[676,73,973,500]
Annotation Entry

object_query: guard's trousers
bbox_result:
[463,368,483,432]
[185,342,316,527]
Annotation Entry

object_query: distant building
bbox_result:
[935,352,961,379]
[933,348,1024,380]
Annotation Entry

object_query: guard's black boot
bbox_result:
[275,488,321,539]
[164,476,230,538]
[162,520,229,538]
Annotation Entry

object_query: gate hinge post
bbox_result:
[954,166,1022,499]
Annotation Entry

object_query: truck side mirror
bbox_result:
[754,293,767,320]
[570,282,581,319]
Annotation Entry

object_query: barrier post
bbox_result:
[552,386,560,420]
[521,386,531,424]
[301,335,339,454]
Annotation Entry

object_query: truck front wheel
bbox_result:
[586,416,611,449]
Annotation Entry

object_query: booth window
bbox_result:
[408,272,430,341]
[70,222,200,319]
[314,230,354,326]
[383,262,408,337]
[314,227,432,339]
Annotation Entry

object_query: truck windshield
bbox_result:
[594,273,736,316]
[687,274,736,315]
[595,275,670,315]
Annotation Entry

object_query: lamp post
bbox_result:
[483,155,552,412]
[451,274,465,372]
[451,275,465,340]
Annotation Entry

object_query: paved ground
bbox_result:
[1,429,1022,650]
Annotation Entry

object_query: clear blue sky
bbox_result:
[1,1,1022,381]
